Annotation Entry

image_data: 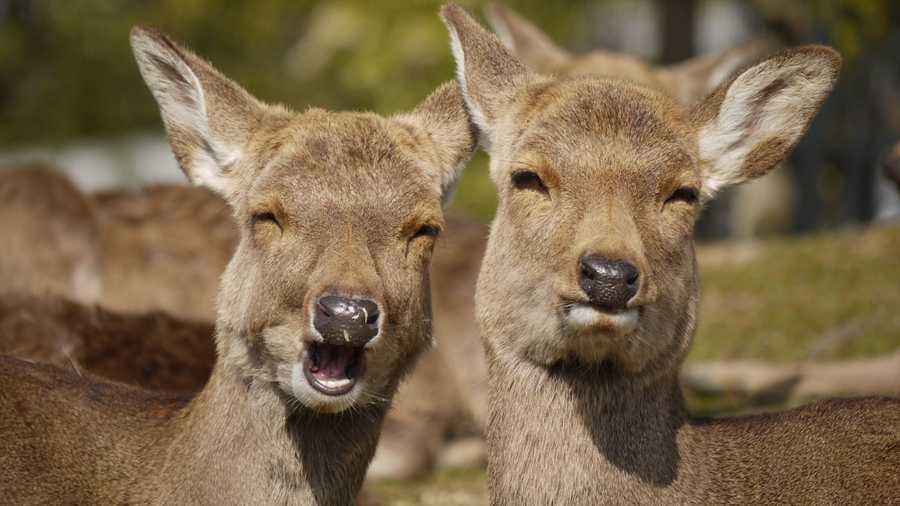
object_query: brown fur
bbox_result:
[92,184,238,321]
[484,1,764,106]
[369,211,489,479]
[0,26,475,505]
[0,164,103,304]
[0,295,214,392]
[0,159,488,480]
[443,4,900,504]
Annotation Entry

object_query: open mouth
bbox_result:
[302,342,363,396]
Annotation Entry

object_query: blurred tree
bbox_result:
[0,0,594,148]
[0,0,895,225]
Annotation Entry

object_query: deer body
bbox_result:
[1,355,383,505]
[488,359,899,504]
[0,295,214,392]
[441,4,900,504]
[0,25,475,504]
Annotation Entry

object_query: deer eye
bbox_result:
[411,224,440,240]
[251,211,281,230]
[512,171,549,196]
[666,188,699,205]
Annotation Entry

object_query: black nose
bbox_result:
[579,256,640,310]
[313,296,380,346]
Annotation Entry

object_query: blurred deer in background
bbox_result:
[485,0,794,241]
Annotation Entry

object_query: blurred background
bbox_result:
[1,0,898,233]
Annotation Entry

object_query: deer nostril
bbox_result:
[580,264,595,280]
[578,255,641,309]
[313,295,381,346]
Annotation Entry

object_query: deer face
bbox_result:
[443,3,838,379]
[217,113,450,412]
[478,78,702,373]
[131,28,475,413]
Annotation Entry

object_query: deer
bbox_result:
[91,184,238,322]
[485,1,798,240]
[0,157,488,479]
[0,24,476,505]
[0,163,103,305]
[440,4,900,504]
[483,1,764,106]
[0,294,215,393]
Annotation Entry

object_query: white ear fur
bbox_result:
[130,27,258,195]
[445,24,493,151]
[695,46,840,200]
[441,3,532,155]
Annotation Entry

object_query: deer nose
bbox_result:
[313,296,380,346]
[578,256,640,310]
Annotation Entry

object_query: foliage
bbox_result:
[0,0,587,147]
[1,0,894,224]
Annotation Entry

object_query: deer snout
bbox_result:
[579,256,640,310]
[313,295,381,346]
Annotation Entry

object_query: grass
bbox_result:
[692,224,900,363]
[367,224,900,505]
[367,468,488,506]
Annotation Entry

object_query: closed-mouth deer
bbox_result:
[441,4,900,504]
[0,25,475,505]
[484,1,764,106]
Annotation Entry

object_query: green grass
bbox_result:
[691,224,900,363]
[367,467,488,506]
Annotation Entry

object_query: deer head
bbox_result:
[131,27,475,413]
[441,4,838,387]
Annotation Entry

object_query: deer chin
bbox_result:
[562,301,640,336]
[282,341,367,413]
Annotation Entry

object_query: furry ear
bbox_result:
[393,81,478,205]
[483,1,572,75]
[658,38,766,105]
[691,46,840,200]
[130,27,266,196]
[440,3,531,151]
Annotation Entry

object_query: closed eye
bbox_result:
[251,211,281,229]
[666,188,699,205]
[411,224,440,240]
[512,171,549,196]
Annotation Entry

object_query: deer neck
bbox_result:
[484,348,705,505]
[145,347,390,505]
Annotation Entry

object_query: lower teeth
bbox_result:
[318,378,352,389]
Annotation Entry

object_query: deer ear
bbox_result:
[483,1,572,75]
[441,3,531,152]
[692,46,840,201]
[658,38,766,105]
[394,82,478,205]
[130,26,266,196]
